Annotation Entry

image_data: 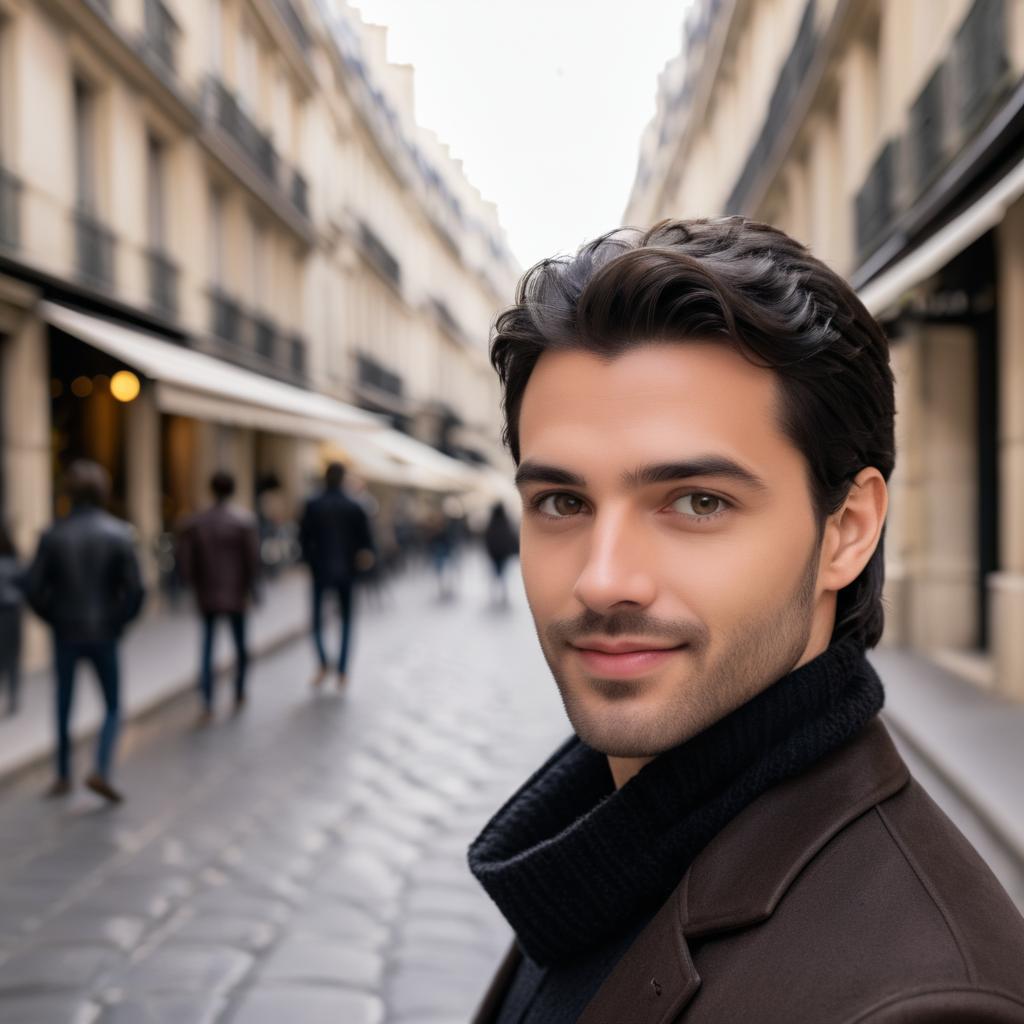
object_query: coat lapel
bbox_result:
[577,719,909,1023]
[470,940,523,1024]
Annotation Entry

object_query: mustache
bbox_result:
[546,608,708,649]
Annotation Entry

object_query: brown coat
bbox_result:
[472,720,1024,1023]
[176,503,260,615]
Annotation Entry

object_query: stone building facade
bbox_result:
[626,0,1024,698]
[0,0,518,637]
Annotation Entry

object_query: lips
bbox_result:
[571,641,685,678]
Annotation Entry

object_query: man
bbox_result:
[300,462,375,690]
[24,460,144,803]
[176,470,260,723]
[468,219,1024,1022]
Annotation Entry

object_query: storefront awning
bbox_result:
[40,302,384,438]
[858,153,1024,316]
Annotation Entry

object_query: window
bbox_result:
[73,77,97,211]
[146,134,166,249]
[209,186,224,285]
[238,23,259,114]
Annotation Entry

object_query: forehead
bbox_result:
[517,343,792,471]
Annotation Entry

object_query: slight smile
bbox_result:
[571,641,687,678]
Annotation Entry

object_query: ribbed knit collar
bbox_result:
[468,638,884,966]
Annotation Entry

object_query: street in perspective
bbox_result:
[0,555,567,1024]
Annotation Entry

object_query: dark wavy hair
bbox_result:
[490,217,895,648]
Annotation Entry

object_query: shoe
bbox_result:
[85,773,123,804]
[336,672,348,691]
[195,708,214,728]
[311,666,328,689]
[44,778,71,799]
[232,695,247,715]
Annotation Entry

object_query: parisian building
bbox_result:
[626,0,1024,699]
[0,0,519,661]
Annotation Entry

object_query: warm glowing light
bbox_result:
[70,376,93,398]
[110,370,141,403]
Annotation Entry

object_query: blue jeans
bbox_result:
[199,612,247,709]
[312,578,355,673]
[54,637,120,781]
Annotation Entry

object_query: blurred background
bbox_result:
[0,0,1023,1021]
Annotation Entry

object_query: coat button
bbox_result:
[651,978,663,997]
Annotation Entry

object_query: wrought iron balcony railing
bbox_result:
[210,288,243,344]
[274,0,312,53]
[254,315,277,361]
[854,140,898,260]
[288,334,306,376]
[147,249,178,319]
[0,166,21,250]
[358,221,401,288]
[75,211,116,289]
[143,0,179,72]
[202,77,309,221]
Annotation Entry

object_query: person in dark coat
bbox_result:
[299,462,375,690]
[468,219,1024,1022]
[24,460,145,803]
[0,521,24,716]
[176,470,260,723]
[483,502,518,607]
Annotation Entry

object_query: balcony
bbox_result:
[202,77,309,223]
[142,0,179,72]
[855,140,898,260]
[290,171,309,218]
[954,0,1009,132]
[75,211,116,289]
[909,65,950,196]
[288,334,306,376]
[254,314,277,361]
[147,249,178,319]
[0,167,21,250]
[357,351,403,397]
[727,0,817,213]
[358,221,401,288]
[274,0,312,54]
[210,288,242,345]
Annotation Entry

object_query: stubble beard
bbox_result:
[536,543,822,758]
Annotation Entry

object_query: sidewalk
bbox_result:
[872,647,1024,862]
[0,570,313,782]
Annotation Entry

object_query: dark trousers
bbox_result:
[54,637,120,781]
[312,577,355,673]
[199,612,247,709]
[0,609,21,713]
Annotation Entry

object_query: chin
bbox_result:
[564,692,690,759]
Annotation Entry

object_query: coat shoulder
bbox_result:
[687,778,1024,1021]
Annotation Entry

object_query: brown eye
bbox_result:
[538,493,584,517]
[673,493,724,518]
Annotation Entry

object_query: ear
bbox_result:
[819,468,888,593]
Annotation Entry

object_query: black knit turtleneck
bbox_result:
[468,639,884,1023]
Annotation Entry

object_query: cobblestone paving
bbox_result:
[0,558,568,1024]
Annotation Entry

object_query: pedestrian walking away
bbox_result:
[467,219,1024,1023]
[23,460,145,803]
[483,501,518,608]
[300,461,375,691]
[176,470,261,724]
[0,521,25,716]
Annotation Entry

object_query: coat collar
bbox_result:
[575,717,909,1023]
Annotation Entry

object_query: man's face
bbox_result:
[516,342,832,759]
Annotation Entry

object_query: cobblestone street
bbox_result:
[0,557,567,1024]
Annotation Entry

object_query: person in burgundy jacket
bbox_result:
[176,470,260,723]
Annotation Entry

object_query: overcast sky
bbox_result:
[349,0,691,270]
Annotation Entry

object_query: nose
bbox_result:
[572,507,657,614]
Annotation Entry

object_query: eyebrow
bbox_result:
[514,456,769,493]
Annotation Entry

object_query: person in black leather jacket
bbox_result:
[24,460,145,802]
